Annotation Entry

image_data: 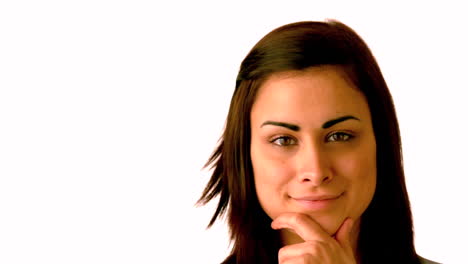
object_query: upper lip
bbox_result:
[292,193,342,201]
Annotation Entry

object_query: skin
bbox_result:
[250,66,377,263]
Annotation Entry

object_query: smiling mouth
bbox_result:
[290,192,343,210]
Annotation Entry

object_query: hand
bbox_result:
[271,213,356,264]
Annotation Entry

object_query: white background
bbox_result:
[0,1,465,263]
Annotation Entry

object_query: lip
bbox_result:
[291,192,343,210]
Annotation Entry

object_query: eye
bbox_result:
[270,136,297,147]
[326,132,354,142]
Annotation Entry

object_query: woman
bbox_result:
[198,20,439,264]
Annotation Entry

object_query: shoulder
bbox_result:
[418,255,442,264]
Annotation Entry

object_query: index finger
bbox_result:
[271,212,332,242]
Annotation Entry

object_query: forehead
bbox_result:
[251,66,371,125]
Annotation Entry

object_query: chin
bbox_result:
[267,208,345,235]
[305,212,345,235]
[319,218,343,235]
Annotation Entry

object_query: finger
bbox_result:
[278,241,329,263]
[335,217,354,254]
[282,254,318,264]
[271,212,331,242]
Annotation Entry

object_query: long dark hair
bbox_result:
[198,20,420,264]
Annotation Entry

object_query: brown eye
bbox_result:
[327,132,354,142]
[271,136,297,146]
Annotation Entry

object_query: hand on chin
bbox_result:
[271,212,357,264]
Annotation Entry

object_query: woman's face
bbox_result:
[250,66,377,236]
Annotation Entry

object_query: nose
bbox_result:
[297,144,332,186]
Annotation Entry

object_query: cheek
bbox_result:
[337,144,377,213]
[339,152,376,184]
[251,144,295,216]
[252,149,293,189]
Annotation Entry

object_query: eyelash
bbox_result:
[270,132,355,147]
[327,132,355,142]
[270,135,297,147]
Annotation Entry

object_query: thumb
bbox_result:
[335,218,354,250]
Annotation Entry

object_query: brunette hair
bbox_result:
[198,20,420,264]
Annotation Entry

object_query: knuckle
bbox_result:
[305,240,321,250]
[278,246,287,257]
[305,241,329,258]
[302,253,315,263]
[278,246,291,263]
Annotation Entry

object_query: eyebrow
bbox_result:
[260,115,360,131]
[260,121,300,131]
[322,115,360,129]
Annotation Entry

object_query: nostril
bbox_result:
[300,174,331,184]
